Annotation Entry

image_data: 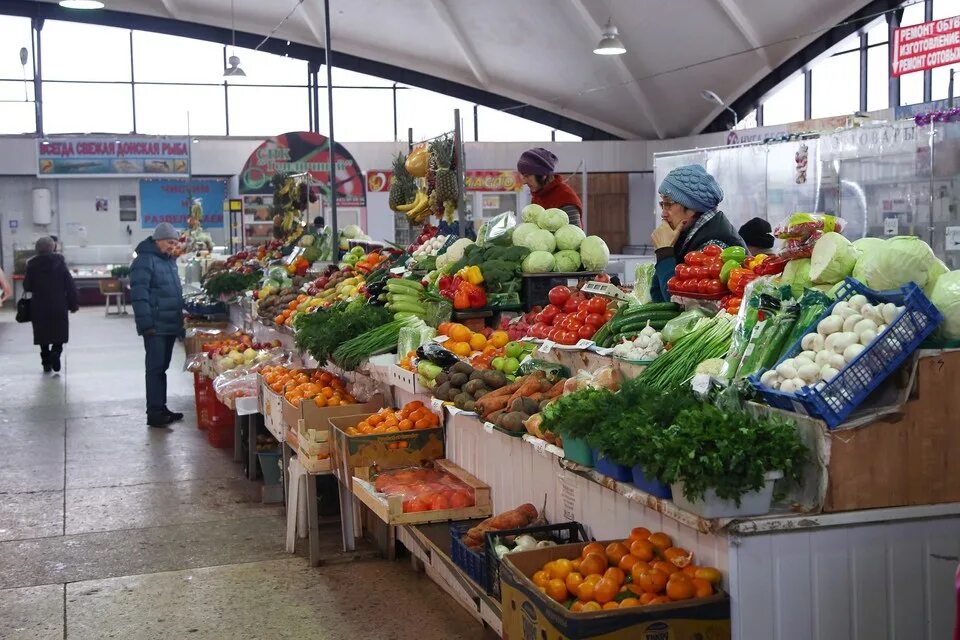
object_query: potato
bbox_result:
[453,393,472,409]
[471,386,490,400]
[481,370,508,389]
[500,412,529,433]
[449,373,469,388]
[435,382,452,401]
[435,372,450,386]
[463,400,476,413]
[463,379,487,396]
[511,397,539,415]
[539,398,552,412]
[450,362,474,376]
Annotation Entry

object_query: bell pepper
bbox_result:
[720,246,746,264]
[457,265,484,286]
[754,255,789,276]
[464,282,487,308]
[728,268,758,296]
[719,260,739,284]
[453,286,471,310]
[746,253,768,270]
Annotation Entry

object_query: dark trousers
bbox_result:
[144,334,176,416]
[39,343,63,363]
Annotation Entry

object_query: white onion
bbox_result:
[843,343,866,363]
[818,316,843,337]
[862,304,883,324]
[842,314,864,333]
[852,318,878,336]
[832,332,858,353]
[859,329,877,346]
[847,294,868,311]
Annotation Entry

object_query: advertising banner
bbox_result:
[139,179,227,229]
[892,15,960,76]
[37,136,190,177]
[366,169,524,193]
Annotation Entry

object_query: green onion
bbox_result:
[331,316,422,370]
[639,314,734,391]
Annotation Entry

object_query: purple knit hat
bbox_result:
[517,147,558,176]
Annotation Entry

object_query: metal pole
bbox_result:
[323,0,338,261]
[580,161,588,233]
[392,83,398,142]
[950,69,955,109]
[453,109,467,238]
[32,17,43,136]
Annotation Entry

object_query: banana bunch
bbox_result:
[397,190,431,223]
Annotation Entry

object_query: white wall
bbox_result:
[628,172,657,250]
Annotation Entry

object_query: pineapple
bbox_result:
[432,135,459,203]
[389,152,416,211]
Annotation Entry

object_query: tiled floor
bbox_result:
[0,307,486,639]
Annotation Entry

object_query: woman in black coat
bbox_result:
[23,236,78,372]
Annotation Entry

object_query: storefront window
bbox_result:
[42,21,131,82]
[867,43,890,111]
[0,15,32,80]
[42,82,133,133]
[135,84,226,135]
[812,50,860,118]
[0,80,35,134]
[761,74,805,126]
[132,31,224,84]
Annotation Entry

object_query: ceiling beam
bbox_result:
[297,0,325,45]
[714,0,773,70]
[425,0,489,87]
[157,0,181,19]
[565,0,663,139]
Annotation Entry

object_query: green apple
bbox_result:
[504,341,524,360]
[351,246,366,257]
[491,357,506,372]
[503,357,520,375]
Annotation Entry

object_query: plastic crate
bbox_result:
[484,522,589,599]
[204,393,235,448]
[450,522,488,589]
[257,450,283,485]
[520,272,599,311]
[749,278,943,429]
[591,449,633,482]
[631,465,672,499]
[194,372,212,430]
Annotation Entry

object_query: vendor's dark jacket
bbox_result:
[651,210,746,302]
[131,237,184,336]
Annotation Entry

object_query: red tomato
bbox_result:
[548,286,571,307]
[707,263,721,278]
[703,244,722,257]
[554,312,568,327]
[585,313,605,328]
[594,273,611,283]
[577,324,597,340]
[698,278,714,294]
[541,305,559,325]
[573,309,590,322]
[706,280,726,295]
[559,331,578,345]
[586,297,607,314]
[548,328,564,342]
[686,251,706,266]
[604,310,615,321]
[563,297,580,313]
[675,265,691,279]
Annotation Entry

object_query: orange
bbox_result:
[618,553,640,573]
[649,596,672,605]
[652,561,679,576]
[549,559,573,581]
[579,552,608,577]
[603,567,625,587]
[637,569,668,594]
[569,601,584,613]
[629,539,655,563]
[624,584,645,597]
[581,601,602,612]
[449,324,472,343]
[437,322,453,336]
[399,419,414,431]
[449,341,472,357]
[605,542,629,567]
[545,579,568,603]
[326,398,340,407]
[489,331,509,348]
[581,542,605,559]
[565,572,584,595]
[629,527,652,541]
[321,387,335,399]
[694,567,722,585]
[314,396,327,407]
[571,558,581,573]
[691,578,714,598]
[619,597,640,608]
[576,580,596,603]
[664,547,694,568]
[469,333,487,351]
[532,570,550,589]
[681,565,699,578]
[593,578,618,604]
[666,575,695,601]
[602,602,620,610]
[638,592,657,605]
[648,532,672,552]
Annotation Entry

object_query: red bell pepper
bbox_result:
[464,282,487,308]
[453,286,471,310]
[753,256,789,276]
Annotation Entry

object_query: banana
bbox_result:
[405,193,430,221]
[396,191,426,212]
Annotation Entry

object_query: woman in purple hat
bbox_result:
[517,147,583,227]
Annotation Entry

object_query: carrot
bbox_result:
[476,396,510,418]
[547,379,566,399]
[480,379,524,400]
[507,371,545,406]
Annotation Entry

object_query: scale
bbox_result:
[580,281,632,302]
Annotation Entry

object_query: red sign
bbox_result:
[366,170,524,193]
[892,15,960,76]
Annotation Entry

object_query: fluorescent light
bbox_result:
[594,19,626,56]
[59,0,105,9]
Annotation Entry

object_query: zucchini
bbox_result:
[386,293,422,305]
[387,300,427,314]
[386,279,423,292]
[611,310,679,333]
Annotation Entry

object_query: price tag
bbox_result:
[390,266,407,274]
[575,339,594,350]
[430,398,445,413]
[483,422,495,434]
[434,335,449,343]
[538,340,555,354]
[946,226,960,251]
[566,279,579,287]
[691,373,712,395]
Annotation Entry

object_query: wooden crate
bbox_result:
[351,459,491,526]
[296,392,386,432]
[330,413,445,483]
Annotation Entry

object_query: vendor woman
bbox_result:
[650,164,745,302]
[517,147,583,227]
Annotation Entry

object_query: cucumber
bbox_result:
[622,302,679,315]
[393,312,423,320]
[610,310,679,333]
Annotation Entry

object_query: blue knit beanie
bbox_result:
[658,164,724,213]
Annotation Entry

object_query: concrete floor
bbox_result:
[0,307,489,639]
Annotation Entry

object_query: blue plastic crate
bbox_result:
[631,465,672,499]
[449,521,488,588]
[749,278,943,429]
[484,521,588,599]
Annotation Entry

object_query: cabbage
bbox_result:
[855,235,938,290]
[342,224,364,239]
[522,250,556,274]
[579,236,610,271]
[511,222,540,249]
[852,237,884,256]
[517,228,556,253]
[809,232,857,284]
[781,258,812,298]
[924,258,949,297]
[554,250,582,272]
[437,237,474,270]
[930,270,960,339]
[554,224,586,251]
[521,204,544,223]
[537,208,568,232]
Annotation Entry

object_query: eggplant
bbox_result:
[417,342,460,368]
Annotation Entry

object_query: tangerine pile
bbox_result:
[274,294,310,327]
[345,400,440,436]
[436,322,509,359]
[529,527,721,613]
[260,366,356,409]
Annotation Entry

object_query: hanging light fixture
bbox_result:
[593,19,626,56]
[59,0,105,8]
[700,89,739,129]
[223,0,246,77]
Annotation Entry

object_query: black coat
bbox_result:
[130,237,184,336]
[23,253,78,345]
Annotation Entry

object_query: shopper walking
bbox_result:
[517,147,583,227]
[23,236,79,372]
[131,223,185,427]
[650,164,746,302]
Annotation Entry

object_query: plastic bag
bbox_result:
[476,211,517,247]
[425,298,452,327]
[781,289,832,356]
[719,276,781,379]
[773,213,846,260]
[517,358,570,382]
[632,263,656,305]
[736,301,800,378]
[662,309,709,344]
[398,325,436,359]
[213,372,259,402]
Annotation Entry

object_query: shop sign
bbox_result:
[139,179,227,229]
[892,15,960,76]
[238,131,366,207]
[37,136,189,177]
[895,98,956,120]
[366,169,524,192]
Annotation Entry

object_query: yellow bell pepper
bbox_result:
[747,253,768,270]
[458,265,484,285]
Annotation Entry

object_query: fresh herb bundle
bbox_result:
[202,270,261,298]
[540,387,617,441]
[293,299,391,364]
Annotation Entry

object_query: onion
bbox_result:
[818,316,843,337]
[843,343,865,363]
[831,332,858,353]
[775,362,798,380]
[842,314,864,333]
[881,303,899,324]
[802,333,825,352]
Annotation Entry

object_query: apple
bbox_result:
[492,357,506,372]
[502,357,521,375]
[504,341,524,360]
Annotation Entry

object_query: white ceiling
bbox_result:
[38,0,873,139]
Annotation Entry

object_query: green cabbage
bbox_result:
[522,250,556,273]
[516,228,556,253]
[924,258,950,297]
[810,232,857,284]
[342,224,365,239]
[511,222,540,249]
[856,235,938,290]
[521,204,544,223]
[781,258,812,298]
[554,250,582,272]
[554,224,586,251]
[537,208,568,232]
[579,236,610,271]
[852,237,884,256]
[930,270,960,339]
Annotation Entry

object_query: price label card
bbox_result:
[566,279,579,287]
[538,340,555,354]
[946,226,960,251]
[433,335,449,343]
[575,339,595,350]
[430,398,445,414]
[390,266,407,274]
[556,471,581,523]
[483,422,495,434]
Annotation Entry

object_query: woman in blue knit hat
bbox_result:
[650,164,745,302]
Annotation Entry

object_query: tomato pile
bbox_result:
[372,466,476,513]
[666,244,727,298]
[526,286,615,345]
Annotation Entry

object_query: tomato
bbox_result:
[686,251,706,265]
[564,315,584,329]
[548,286,571,307]
[695,279,710,294]
[707,263,722,279]
[563,297,580,313]
[675,264,691,279]
[560,331,578,345]
[548,328,564,342]
[585,313,605,328]
[541,305,560,325]
[586,297,607,314]
[702,244,722,257]
[666,276,681,292]
[554,312,568,327]
[604,310,615,321]
[706,279,726,295]
[577,300,592,313]
[578,324,597,340]
[573,309,590,323]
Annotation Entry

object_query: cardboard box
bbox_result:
[500,542,730,640]
[260,379,285,443]
[351,458,491,526]
[389,364,423,394]
[296,392,387,432]
[183,325,236,357]
[330,413,445,482]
